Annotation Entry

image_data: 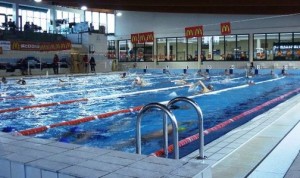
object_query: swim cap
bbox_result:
[70,126,83,133]
[2,126,15,132]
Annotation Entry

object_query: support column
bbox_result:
[198,37,201,69]
[249,33,254,62]
[12,3,19,30]
[50,8,56,33]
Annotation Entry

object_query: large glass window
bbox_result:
[213,36,224,60]
[254,34,266,60]
[267,33,280,60]
[278,33,293,60]
[254,32,300,61]
[107,13,115,34]
[156,38,167,61]
[177,37,187,61]
[168,38,177,61]
[237,34,249,60]
[107,40,116,59]
[225,35,236,60]
[20,8,48,32]
[295,33,300,60]
[187,38,198,61]
[119,40,129,62]
[84,11,114,34]
[201,36,212,61]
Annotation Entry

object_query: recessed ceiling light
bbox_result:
[34,0,42,2]
[81,6,87,10]
[116,12,122,17]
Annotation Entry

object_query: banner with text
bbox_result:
[138,32,154,43]
[185,26,204,38]
[220,22,231,35]
[0,41,11,50]
[131,33,139,44]
[10,41,72,51]
[131,32,154,43]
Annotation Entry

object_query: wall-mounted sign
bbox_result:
[185,26,203,38]
[11,41,72,51]
[220,22,231,35]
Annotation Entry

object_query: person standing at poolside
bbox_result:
[53,54,59,74]
[89,56,96,73]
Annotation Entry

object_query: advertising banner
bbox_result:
[131,33,139,44]
[138,32,154,43]
[0,41,11,50]
[11,41,72,51]
[220,22,231,35]
[185,26,203,38]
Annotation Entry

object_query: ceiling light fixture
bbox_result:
[81,6,87,11]
[34,0,42,2]
[116,12,122,17]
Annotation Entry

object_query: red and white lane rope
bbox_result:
[18,106,143,136]
[150,87,300,157]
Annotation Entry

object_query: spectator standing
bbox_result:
[89,56,96,73]
[53,54,59,74]
[83,55,89,73]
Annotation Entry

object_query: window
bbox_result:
[187,38,198,61]
[237,35,249,60]
[201,36,212,61]
[20,8,48,32]
[177,37,187,61]
[253,34,266,60]
[168,38,177,61]
[213,36,224,60]
[107,13,115,34]
[267,33,279,60]
[156,38,166,61]
[119,40,129,62]
[92,12,99,30]
[107,40,116,59]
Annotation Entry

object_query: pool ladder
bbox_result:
[136,97,205,159]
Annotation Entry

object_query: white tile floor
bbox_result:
[182,93,300,178]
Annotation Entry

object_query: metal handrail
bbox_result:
[136,102,179,159]
[167,97,205,159]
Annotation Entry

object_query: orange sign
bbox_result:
[185,26,203,38]
[131,33,139,44]
[139,32,154,43]
[220,22,231,35]
[11,41,72,51]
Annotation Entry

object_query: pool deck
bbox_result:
[182,93,300,178]
[0,133,210,178]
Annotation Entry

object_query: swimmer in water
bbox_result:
[190,80,213,94]
[132,76,145,87]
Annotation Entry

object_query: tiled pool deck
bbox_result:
[0,132,210,178]
[182,92,300,178]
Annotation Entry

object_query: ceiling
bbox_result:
[42,0,300,15]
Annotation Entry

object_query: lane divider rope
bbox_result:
[150,87,300,157]
[18,106,143,136]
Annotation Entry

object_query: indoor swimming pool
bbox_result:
[0,69,299,158]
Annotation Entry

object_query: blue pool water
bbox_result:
[1,69,300,158]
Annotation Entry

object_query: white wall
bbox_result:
[114,11,300,39]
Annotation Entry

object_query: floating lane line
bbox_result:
[0,85,189,114]
[0,95,35,101]
[151,84,297,158]
[18,105,143,136]
[0,98,88,114]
